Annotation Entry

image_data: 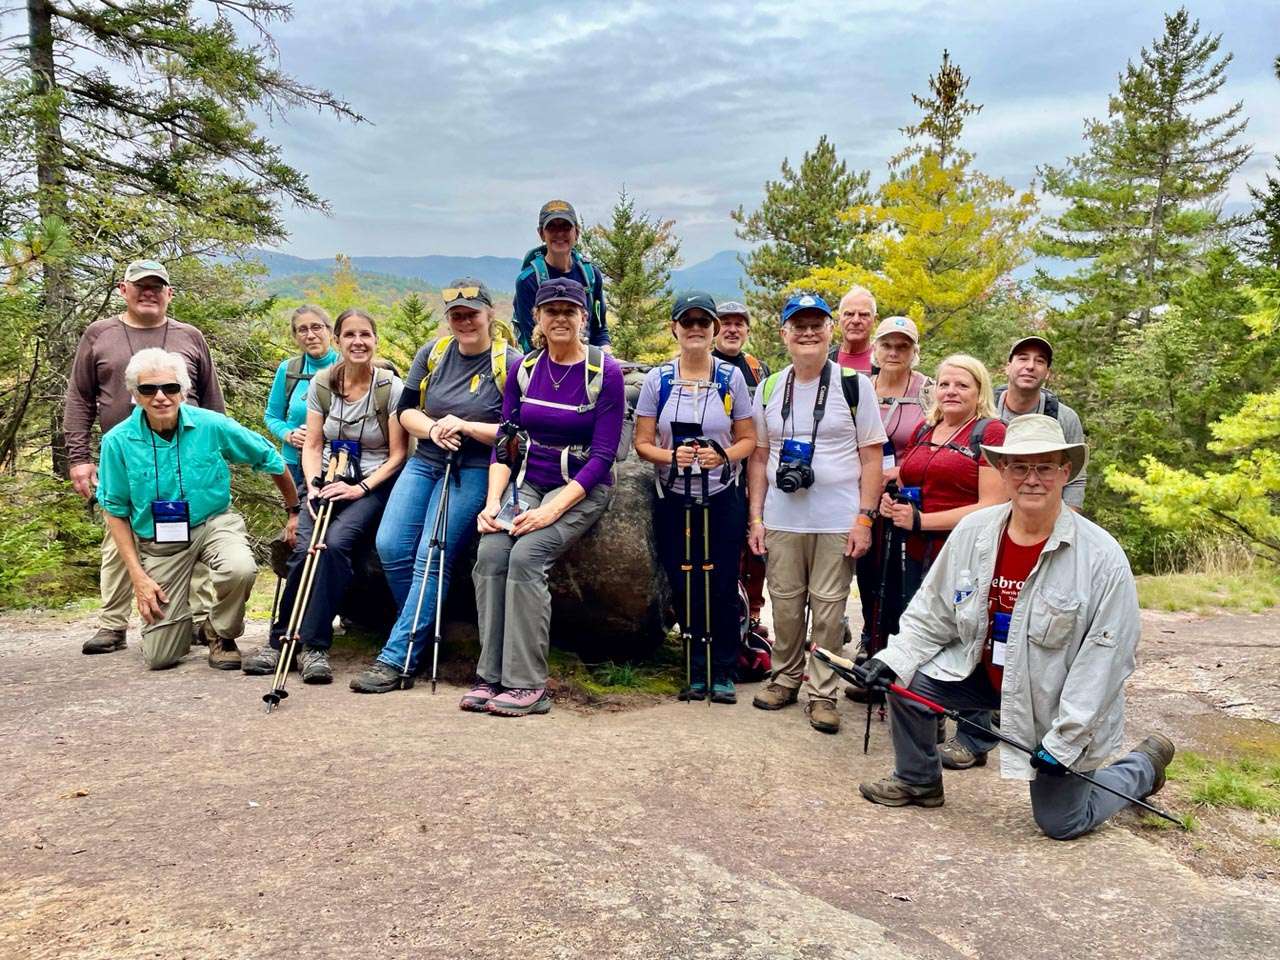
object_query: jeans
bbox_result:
[374,457,489,671]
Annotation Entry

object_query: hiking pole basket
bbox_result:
[264,449,349,713]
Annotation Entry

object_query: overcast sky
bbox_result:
[254,1,1280,264]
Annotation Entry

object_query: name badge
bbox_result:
[152,499,191,545]
[882,440,896,473]
[992,639,1007,667]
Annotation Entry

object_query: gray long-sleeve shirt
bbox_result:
[996,390,1087,509]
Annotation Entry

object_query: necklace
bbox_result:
[547,358,575,390]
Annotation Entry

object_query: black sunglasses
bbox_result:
[676,315,714,329]
[137,382,183,397]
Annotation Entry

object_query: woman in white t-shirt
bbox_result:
[634,292,756,704]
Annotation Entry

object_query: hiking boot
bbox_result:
[299,647,332,684]
[678,681,707,702]
[752,681,799,711]
[191,620,208,646]
[204,626,241,670]
[859,775,945,808]
[459,679,503,712]
[82,627,127,655]
[843,683,885,705]
[487,687,552,717]
[710,677,737,705]
[806,698,840,734]
[940,737,988,770]
[241,645,281,676]
[350,661,401,694]
[1132,733,1176,797]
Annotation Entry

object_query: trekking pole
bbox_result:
[428,455,460,694]
[700,456,713,708]
[811,647,1186,829]
[264,450,348,713]
[859,507,899,754]
[398,449,459,692]
[680,455,694,697]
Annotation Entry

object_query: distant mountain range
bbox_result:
[247,248,748,300]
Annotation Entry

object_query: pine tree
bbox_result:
[1246,56,1280,269]
[1036,8,1251,347]
[732,136,872,360]
[893,49,981,170]
[579,190,682,363]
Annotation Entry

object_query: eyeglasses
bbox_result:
[1005,461,1065,481]
[137,382,183,397]
[443,286,482,303]
[676,315,714,329]
[294,323,328,335]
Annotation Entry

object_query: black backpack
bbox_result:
[995,385,1059,420]
[909,417,997,461]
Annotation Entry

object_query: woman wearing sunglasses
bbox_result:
[243,308,407,684]
[350,279,521,694]
[264,305,338,490]
[633,292,756,703]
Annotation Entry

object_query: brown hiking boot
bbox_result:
[843,683,884,705]
[940,737,988,770]
[752,681,799,711]
[806,698,840,734]
[859,775,945,808]
[82,627,127,654]
[1132,733,1176,797]
[203,624,241,671]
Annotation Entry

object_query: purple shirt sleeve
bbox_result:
[573,359,625,493]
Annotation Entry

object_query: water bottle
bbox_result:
[953,568,975,605]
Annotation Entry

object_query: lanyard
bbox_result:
[780,361,832,446]
[147,417,186,500]
[670,358,715,427]
[119,317,170,354]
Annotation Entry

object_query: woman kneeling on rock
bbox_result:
[465,277,624,717]
[634,291,756,703]
[243,309,406,683]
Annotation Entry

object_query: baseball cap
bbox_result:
[1008,335,1054,365]
[874,316,919,344]
[442,277,493,313]
[780,292,832,325]
[124,259,170,285]
[534,277,588,309]
[672,290,718,322]
[538,199,580,231]
[717,301,750,321]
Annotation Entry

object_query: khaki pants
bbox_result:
[101,519,216,631]
[135,512,258,669]
[764,530,854,702]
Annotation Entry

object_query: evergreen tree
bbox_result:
[893,48,981,170]
[580,190,682,363]
[732,136,872,360]
[1036,7,1251,356]
[1246,56,1280,269]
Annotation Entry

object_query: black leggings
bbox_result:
[654,485,745,678]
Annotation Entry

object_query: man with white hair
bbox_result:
[857,414,1174,840]
[64,259,224,655]
[96,348,300,671]
[827,286,877,374]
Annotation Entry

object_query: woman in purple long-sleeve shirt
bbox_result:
[465,277,624,717]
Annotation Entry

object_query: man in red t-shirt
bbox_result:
[827,286,876,373]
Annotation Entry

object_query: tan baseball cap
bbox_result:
[873,316,919,343]
[124,259,170,285]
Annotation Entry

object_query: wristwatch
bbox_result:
[285,503,301,515]
[860,508,879,521]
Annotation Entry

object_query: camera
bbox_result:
[776,438,816,493]
[896,485,922,507]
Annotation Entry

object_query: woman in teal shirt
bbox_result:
[265,305,339,487]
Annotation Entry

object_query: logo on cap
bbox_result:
[799,295,816,307]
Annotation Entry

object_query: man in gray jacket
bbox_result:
[857,415,1174,840]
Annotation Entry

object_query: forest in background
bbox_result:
[1,4,1277,607]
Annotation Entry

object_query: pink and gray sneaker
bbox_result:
[486,686,552,717]
[459,679,503,713]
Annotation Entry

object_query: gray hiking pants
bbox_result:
[473,482,611,689]
[890,669,1158,840]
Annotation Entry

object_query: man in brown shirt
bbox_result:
[64,259,225,655]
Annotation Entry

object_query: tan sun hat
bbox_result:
[980,413,1088,481]
[873,316,919,343]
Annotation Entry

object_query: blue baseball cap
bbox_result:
[534,276,588,309]
[780,292,833,325]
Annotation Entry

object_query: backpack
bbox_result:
[312,365,396,441]
[418,336,510,410]
[735,582,773,682]
[655,359,737,421]
[995,385,1060,420]
[521,245,604,333]
[909,417,997,462]
[758,363,862,419]
[743,353,765,386]
[283,355,316,404]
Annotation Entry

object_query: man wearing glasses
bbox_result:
[96,348,299,671]
[857,415,1175,840]
[63,260,225,657]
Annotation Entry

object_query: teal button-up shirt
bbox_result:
[98,405,285,539]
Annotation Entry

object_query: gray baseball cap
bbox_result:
[717,301,750,320]
[124,259,170,285]
[442,276,493,313]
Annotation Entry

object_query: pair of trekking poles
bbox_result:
[674,437,730,705]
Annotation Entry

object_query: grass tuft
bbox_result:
[1168,751,1280,815]
[1136,557,1280,614]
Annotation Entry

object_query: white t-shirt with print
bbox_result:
[751,361,886,534]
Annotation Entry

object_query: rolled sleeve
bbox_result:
[95,435,133,520]
[219,415,285,474]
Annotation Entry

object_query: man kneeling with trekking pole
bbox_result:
[856,414,1175,840]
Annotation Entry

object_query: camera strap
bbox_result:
[780,360,832,447]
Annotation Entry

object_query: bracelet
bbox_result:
[358,480,371,494]
[750,518,764,526]
[856,514,874,528]
[285,503,301,515]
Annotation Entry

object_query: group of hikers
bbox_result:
[64,198,1175,842]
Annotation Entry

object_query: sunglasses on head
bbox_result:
[137,382,182,397]
[676,315,714,329]
[443,286,482,303]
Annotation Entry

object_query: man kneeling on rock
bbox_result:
[96,348,299,670]
[857,414,1174,840]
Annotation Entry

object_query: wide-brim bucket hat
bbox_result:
[980,413,1088,482]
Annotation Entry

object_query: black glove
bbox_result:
[1030,743,1068,777]
[859,657,897,692]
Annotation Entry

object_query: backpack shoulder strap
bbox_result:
[910,419,931,448]
[969,418,995,462]
[283,354,309,402]
[714,359,736,416]
[491,338,509,392]
[744,353,763,385]
[418,336,454,409]
[656,362,678,416]
[531,253,549,284]
[312,366,334,418]
[516,349,542,399]
[584,345,605,405]
[1042,391,1060,419]
[759,371,784,407]
[838,367,860,418]
[373,371,393,440]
